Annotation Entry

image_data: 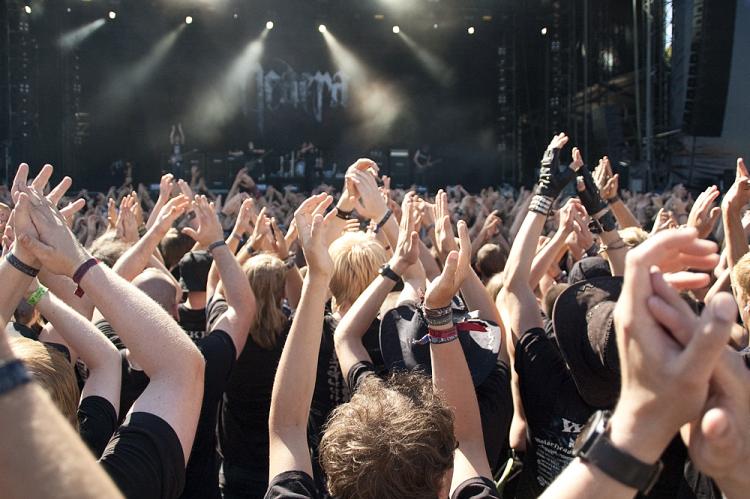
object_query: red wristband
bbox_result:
[72,258,99,297]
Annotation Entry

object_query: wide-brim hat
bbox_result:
[568,256,612,284]
[553,276,623,409]
[379,302,501,387]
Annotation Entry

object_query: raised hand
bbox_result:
[249,207,273,253]
[15,187,91,277]
[609,228,731,463]
[349,169,388,221]
[233,198,257,236]
[424,220,471,309]
[153,194,190,233]
[294,193,336,277]
[390,192,421,274]
[679,347,750,499]
[115,194,139,243]
[687,185,721,239]
[181,195,223,247]
[593,156,620,201]
[723,158,750,212]
[269,217,290,261]
[435,189,458,257]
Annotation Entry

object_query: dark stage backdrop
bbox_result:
[31,1,502,190]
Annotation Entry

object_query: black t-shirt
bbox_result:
[99,412,186,499]
[178,304,206,341]
[476,361,513,472]
[118,349,150,424]
[451,476,501,499]
[264,471,320,499]
[514,328,596,497]
[310,314,383,436]
[181,329,237,499]
[78,395,118,458]
[97,318,125,350]
[514,328,714,499]
[210,297,289,484]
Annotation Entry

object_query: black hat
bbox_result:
[553,276,623,409]
[568,256,611,284]
[178,250,212,292]
[379,302,501,387]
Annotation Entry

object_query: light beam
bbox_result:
[397,31,455,87]
[188,29,269,140]
[321,28,405,139]
[58,18,106,52]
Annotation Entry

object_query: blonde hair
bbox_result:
[329,233,387,310]
[320,372,455,499]
[485,272,505,302]
[618,226,649,248]
[244,254,288,349]
[732,253,750,300]
[10,337,79,429]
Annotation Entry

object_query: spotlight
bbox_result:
[24,5,31,14]
[467,26,475,35]
[108,11,116,20]
[233,13,238,20]
[266,21,274,30]
[185,16,193,25]
[541,27,548,35]
[392,25,400,34]
[433,23,439,29]
[318,24,327,33]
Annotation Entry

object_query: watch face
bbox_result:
[573,411,604,455]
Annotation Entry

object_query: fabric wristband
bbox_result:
[72,258,100,297]
[208,240,227,253]
[379,264,401,283]
[0,359,31,397]
[6,253,40,278]
[414,326,459,345]
[373,209,393,234]
[27,285,49,307]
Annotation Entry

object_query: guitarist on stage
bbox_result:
[413,144,440,188]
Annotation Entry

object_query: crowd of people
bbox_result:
[0,133,749,499]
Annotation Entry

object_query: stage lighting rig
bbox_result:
[266,21,274,30]
[185,16,193,25]
[24,5,31,14]
[392,25,400,34]
[467,26,475,35]
[108,11,116,20]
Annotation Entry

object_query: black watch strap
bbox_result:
[577,411,663,494]
[379,264,400,283]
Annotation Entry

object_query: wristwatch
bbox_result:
[379,264,401,283]
[573,410,664,494]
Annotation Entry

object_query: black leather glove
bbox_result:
[530,146,577,216]
[576,169,617,233]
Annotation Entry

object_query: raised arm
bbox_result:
[504,134,580,342]
[529,199,578,289]
[36,290,121,412]
[542,229,729,499]
[268,193,336,478]
[17,187,204,464]
[335,193,421,380]
[183,195,254,356]
[113,194,189,281]
[593,157,640,229]
[434,190,501,324]
[426,220,494,491]
[721,158,750,270]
